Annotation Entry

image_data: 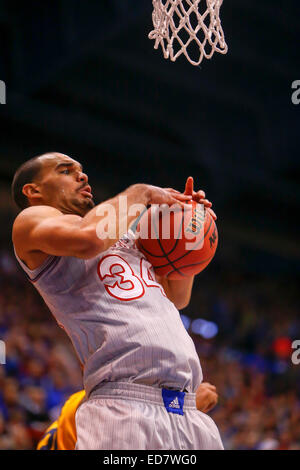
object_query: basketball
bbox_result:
[136,200,218,280]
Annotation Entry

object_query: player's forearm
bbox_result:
[79,184,152,255]
[162,276,195,310]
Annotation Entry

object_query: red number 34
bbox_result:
[97,255,166,301]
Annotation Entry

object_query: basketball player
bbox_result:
[37,382,218,450]
[12,152,223,450]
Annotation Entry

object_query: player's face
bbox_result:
[36,153,95,216]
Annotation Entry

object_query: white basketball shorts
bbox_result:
[75,382,223,450]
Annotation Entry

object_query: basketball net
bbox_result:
[149,0,228,66]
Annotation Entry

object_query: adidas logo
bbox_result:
[169,397,180,409]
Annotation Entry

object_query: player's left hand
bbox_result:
[184,176,217,221]
[196,382,219,413]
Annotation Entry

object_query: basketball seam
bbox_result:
[166,254,214,277]
[139,211,186,277]
[138,210,185,258]
[138,207,210,260]
[154,215,214,268]
[156,222,185,277]
[138,209,215,278]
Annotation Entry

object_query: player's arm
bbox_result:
[13,206,99,260]
[13,184,192,261]
[156,275,195,310]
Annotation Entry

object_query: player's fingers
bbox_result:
[198,198,212,207]
[173,193,193,201]
[202,394,218,413]
[210,392,218,403]
[207,208,217,220]
[200,382,212,388]
[205,396,218,412]
[184,176,194,196]
[199,397,212,413]
[168,196,192,208]
[193,189,206,200]
[202,403,214,413]
[164,188,180,193]
[202,383,217,392]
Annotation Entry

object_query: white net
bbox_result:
[149,0,228,66]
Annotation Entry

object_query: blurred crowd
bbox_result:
[0,247,299,450]
[0,249,82,449]
[191,270,300,450]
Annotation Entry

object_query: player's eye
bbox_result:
[60,169,70,174]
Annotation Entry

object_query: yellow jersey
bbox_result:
[37,390,85,450]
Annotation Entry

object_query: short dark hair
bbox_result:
[11,156,43,210]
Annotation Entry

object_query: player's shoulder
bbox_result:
[14,205,62,224]
[57,390,86,428]
[13,205,61,235]
[62,390,86,414]
[12,206,63,255]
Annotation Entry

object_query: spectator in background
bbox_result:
[0,247,299,450]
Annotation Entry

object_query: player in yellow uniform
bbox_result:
[37,390,85,450]
[37,383,218,450]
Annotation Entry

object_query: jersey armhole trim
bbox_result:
[30,256,61,283]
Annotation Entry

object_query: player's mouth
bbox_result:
[78,184,93,199]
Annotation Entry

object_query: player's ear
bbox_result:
[22,183,42,203]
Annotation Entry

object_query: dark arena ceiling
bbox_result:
[0,0,299,271]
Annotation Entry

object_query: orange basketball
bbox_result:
[136,200,218,280]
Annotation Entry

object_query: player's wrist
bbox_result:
[142,184,153,205]
[128,183,152,206]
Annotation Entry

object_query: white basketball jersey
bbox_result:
[14,230,203,396]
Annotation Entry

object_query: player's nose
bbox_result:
[77,171,88,184]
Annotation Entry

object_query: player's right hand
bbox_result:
[147,185,192,208]
[184,176,217,221]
